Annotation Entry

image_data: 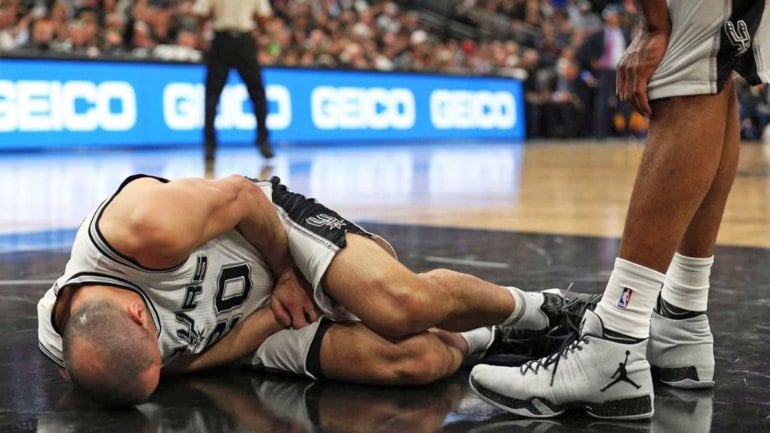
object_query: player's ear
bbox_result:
[127,302,145,327]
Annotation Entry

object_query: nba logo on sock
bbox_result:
[618,287,633,309]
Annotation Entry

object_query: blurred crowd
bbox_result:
[0,0,767,140]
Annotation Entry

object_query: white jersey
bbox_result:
[37,175,274,368]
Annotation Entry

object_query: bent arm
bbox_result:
[162,307,283,375]
[100,175,294,278]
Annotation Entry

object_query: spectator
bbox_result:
[544,57,591,137]
[18,17,54,51]
[152,28,201,62]
[0,5,30,50]
[578,4,631,138]
[738,82,770,141]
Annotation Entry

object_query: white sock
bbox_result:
[594,258,663,339]
[502,286,549,330]
[661,253,713,312]
[459,326,494,354]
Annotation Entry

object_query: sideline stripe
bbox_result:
[423,255,510,269]
[0,280,55,286]
[0,229,77,254]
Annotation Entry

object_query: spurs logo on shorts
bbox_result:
[724,20,751,56]
[306,213,346,230]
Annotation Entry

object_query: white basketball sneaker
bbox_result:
[648,310,715,389]
[470,310,654,419]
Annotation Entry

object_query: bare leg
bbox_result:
[320,322,466,386]
[618,79,737,272]
[322,235,514,337]
[677,81,740,257]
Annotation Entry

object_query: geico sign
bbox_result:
[0,80,136,132]
[163,83,291,131]
[311,86,415,130]
[430,90,516,129]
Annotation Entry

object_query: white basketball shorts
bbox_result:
[648,0,769,100]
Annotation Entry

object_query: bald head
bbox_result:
[63,300,160,406]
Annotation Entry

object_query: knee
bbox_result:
[418,268,457,285]
[356,271,445,338]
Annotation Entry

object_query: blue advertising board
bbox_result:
[0,58,525,150]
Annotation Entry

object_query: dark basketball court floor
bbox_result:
[1,143,769,432]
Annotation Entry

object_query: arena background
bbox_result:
[1,0,769,432]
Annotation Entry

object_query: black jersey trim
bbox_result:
[39,342,65,368]
[87,174,186,273]
[60,272,162,337]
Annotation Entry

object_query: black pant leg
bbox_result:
[593,69,616,139]
[203,34,231,154]
[233,36,269,143]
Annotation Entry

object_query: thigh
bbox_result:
[268,177,396,320]
[322,233,423,324]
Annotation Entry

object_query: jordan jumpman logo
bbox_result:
[600,350,641,392]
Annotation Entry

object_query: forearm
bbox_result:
[162,308,283,375]
[634,0,671,32]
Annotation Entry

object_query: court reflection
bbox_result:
[36,368,714,433]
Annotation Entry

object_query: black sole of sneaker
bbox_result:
[470,377,654,420]
[652,366,715,389]
[470,376,565,418]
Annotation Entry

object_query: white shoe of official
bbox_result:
[648,310,715,389]
[470,310,654,420]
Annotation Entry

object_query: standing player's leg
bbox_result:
[649,77,741,388]
[595,80,736,337]
[469,85,736,421]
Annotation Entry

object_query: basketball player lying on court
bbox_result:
[37,174,595,406]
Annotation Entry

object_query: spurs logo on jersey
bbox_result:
[306,213,346,230]
[724,20,751,56]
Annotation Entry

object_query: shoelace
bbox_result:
[559,291,602,333]
[494,289,600,358]
[520,330,590,386]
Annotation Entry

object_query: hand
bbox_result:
[617,29,670,117]
[270,269,319,329]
